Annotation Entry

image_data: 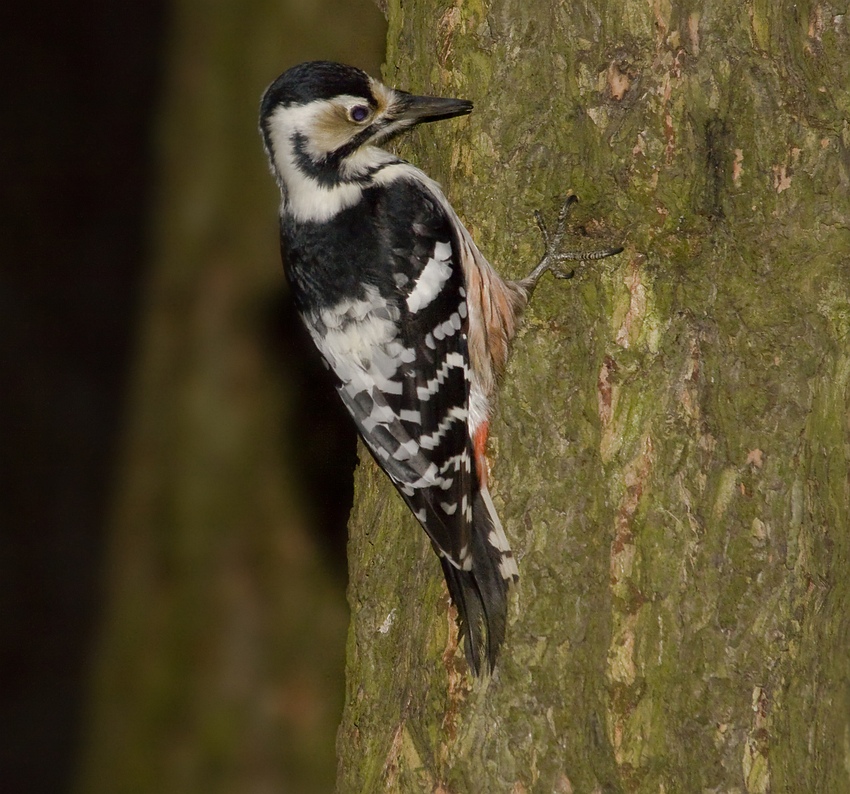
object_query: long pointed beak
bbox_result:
[391,91,473,124]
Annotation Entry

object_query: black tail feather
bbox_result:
[438,490,515,675]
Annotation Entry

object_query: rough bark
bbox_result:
[337,1,850,791]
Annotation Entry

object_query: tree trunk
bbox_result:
[337,1,850,791]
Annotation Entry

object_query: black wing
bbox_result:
[344,176,476,569]
[290,174,511,672]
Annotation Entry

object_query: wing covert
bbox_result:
[303,176,476,568]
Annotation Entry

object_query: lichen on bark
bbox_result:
[338,1,850,791]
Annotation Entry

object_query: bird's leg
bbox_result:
[518,194,623,297]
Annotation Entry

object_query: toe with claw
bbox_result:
[519,194,623,295]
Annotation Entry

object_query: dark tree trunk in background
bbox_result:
[1,5,165,792]
[74,1,384,793]
[337,1,850,791]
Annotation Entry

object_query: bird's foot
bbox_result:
[519,195,623,295]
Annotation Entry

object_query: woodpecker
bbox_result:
[259,61,621,675]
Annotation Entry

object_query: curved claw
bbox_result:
[533,210,549,247]
[556,194,579,226]
[520,194,622,295]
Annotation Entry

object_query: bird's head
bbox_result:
[259,61,473,189]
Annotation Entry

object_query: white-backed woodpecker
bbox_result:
[259,61,621,675]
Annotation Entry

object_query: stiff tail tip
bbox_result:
[440,487,517,675]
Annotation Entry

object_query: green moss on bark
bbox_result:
[339,1,850,791]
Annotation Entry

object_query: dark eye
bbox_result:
[350,105,370,122]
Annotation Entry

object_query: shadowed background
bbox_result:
[1,1,385,792]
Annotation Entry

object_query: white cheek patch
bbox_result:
[266,100,414,222]
[266,102,367,222]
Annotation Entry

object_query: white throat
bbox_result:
[265,102,397,223]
